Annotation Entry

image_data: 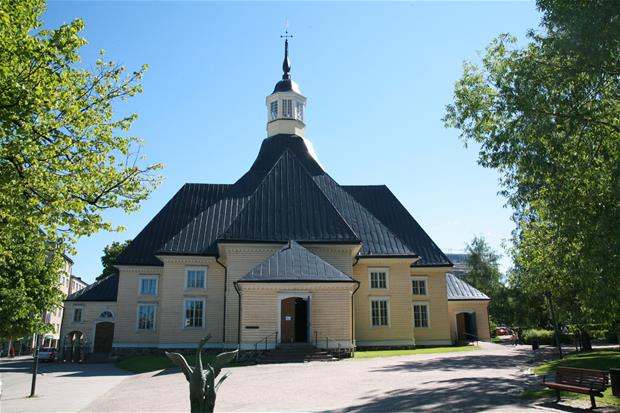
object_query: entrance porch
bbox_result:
[237,282,356,351]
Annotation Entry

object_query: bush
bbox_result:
[522,329,555,345]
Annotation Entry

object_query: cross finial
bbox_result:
[280,29,293,40]
[280,30,292,80]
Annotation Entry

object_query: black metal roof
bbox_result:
[115,134,451,267]
[66,273,119,302]
[342,185,452,266]
[240,241,354,282]
[446,273,489,301]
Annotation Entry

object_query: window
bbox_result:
[137,304,156,330]
[413,303,429,328]
[139,276,158,295]
[186,267,207,289]
[73,307,82,322]
[99,310,113,319]
[411,277,428,295]
[282,99,293,118]
[370,298,389,326]
[295,100,304,121]
[270,101,278,120]
[369,269,388,289]
[184,299,205,328]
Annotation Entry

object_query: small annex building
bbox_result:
[61,40,491,355]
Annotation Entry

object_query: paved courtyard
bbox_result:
[0,343,589,413]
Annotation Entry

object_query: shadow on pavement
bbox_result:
[333,376,533,413]
[0,359,128,377]
[369,351,533,373]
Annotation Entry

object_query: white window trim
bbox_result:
[413,301,431,329]
[369,297,390,328]
[368,267,390,290]
[138,275,159,296]
[185,266,208,290]
[73,305,84,323]
[136,303,157,331]
[411,276,429,296]
[182,298,206,329]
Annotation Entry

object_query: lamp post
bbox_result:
[544,291,563,359]
[30,333,40,397]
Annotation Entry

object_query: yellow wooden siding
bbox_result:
[238,283,354,346]
[410,267,452,343]
[114,266,162,345]
[353,260,415,343]
[157,257,225,344]
[353,261,452,345]
[447,300,491,341]
[221,244,282,343]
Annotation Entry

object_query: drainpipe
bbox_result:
[351,256,361,355]
[215,256,227,347]
[233,281,241,349]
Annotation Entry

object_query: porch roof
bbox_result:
[240,241,354,282]
[446,273,489,300]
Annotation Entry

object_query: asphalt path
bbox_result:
[2,343,601,413]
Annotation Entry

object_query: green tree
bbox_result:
[464,236,502,295]
[444,0,620,335]
[97,240,131,281]
[0,0,161,337]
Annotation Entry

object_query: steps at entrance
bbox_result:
[257,343,337,364]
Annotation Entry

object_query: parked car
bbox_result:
[495,327,516,342]
[37,347,57,362]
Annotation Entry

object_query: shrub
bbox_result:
[522,329,555,345]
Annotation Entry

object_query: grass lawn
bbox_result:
[353,345,479,359]
[524,349,620,408]
[117,353,237,374]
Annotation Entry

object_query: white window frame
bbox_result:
[295,100,304,121]
[368,267,389,290]
[413,302,431,328]
[369,297,390,327]
[282,99,293,118]
[73,306,83,323]
[138,275,159,296]
[136,303,157,331]
[270,100,278,120]
[185,266,208,290]
[411,276,429,296]
[183,298,206,329]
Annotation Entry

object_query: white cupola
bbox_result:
[266,37,307,138]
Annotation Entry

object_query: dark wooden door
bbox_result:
[456,313,466,341]
[94,322,114,353]
[281,298,296,343]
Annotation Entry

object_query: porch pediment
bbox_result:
[239,241,354,283]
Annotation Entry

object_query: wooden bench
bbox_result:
[543,367,609,408]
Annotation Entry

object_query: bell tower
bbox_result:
[266,33,307,138]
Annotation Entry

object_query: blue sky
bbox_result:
[44,1,542,283]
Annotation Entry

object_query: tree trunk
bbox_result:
[581,330,592,351]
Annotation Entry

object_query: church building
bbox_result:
[61,40,490,356]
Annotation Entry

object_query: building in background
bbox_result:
[41,255,88,348]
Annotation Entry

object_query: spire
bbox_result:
[280,30,293,80]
